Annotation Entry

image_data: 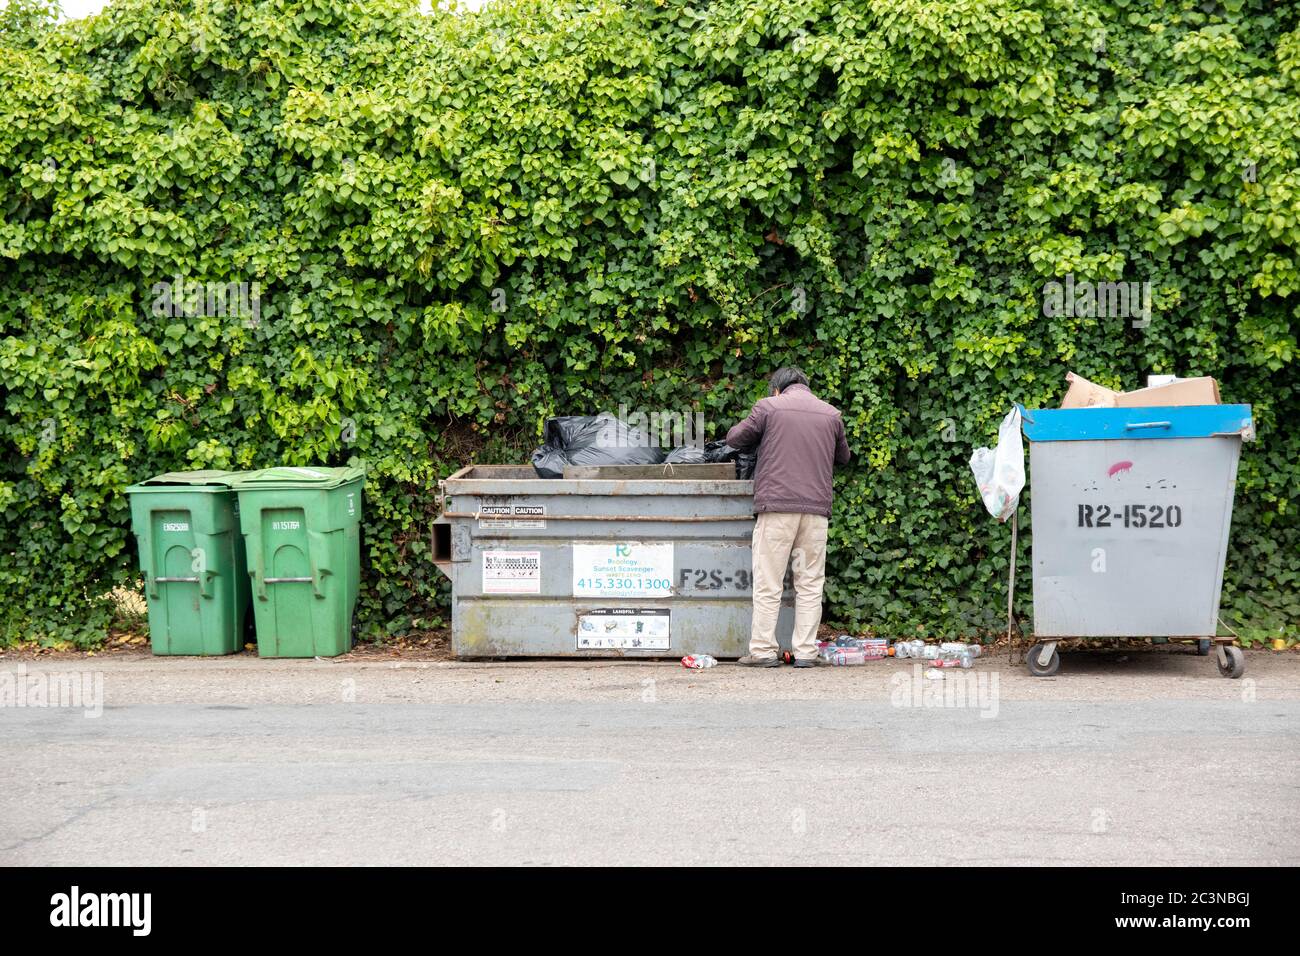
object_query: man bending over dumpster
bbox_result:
[727,367,851,668]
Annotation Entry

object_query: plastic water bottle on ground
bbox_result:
[828,647,868,665]
[930,656,974,669]
[862,638,888,659]
[681,654,717,669]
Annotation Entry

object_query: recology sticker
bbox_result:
[482,550,542,594]
[572,542,674,598]
[577,608,671,650]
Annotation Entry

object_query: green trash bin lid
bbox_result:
[229,465,365,490]
[125,470,242,493]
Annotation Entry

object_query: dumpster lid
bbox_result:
[229,466,365,489]
[125,470,240,492]
[1019,404,1255,442]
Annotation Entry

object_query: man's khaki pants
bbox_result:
[749,512,828,661]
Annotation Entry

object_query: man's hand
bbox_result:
[834,416,851,466]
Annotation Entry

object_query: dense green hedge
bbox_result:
[1,0,1296,647]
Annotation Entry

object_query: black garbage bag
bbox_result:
[736,451,758,480]
[530,445,570,480]
[530,412,666,478]
[703,440,740,463]
[703,438,757,479]
[664,444,708,464]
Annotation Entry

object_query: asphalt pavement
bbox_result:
[2,647,1297,865]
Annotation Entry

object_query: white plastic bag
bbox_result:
[969,406,1025,522]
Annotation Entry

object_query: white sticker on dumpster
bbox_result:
[572,542,674,598]
[478,503,547,530]
[577,608,671,650]
[482,550,541,594]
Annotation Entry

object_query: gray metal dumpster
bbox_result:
[431,465,794,658]
[1020,403,1255,678]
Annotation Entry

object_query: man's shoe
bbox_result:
[791,657,825,668]
[737,655,781,668]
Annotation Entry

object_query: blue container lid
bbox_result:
[1019,404,1254,442]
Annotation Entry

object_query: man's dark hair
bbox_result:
[769,366,809,394]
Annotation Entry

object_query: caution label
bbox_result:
[478,503,547,530]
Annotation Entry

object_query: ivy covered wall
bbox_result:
[1,0,1296,645]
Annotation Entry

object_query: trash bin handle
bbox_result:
[249,560,323,599]
[1124,420,1172,430]
[155,573,215,598]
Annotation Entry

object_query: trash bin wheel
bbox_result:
[1025,644,1060,677]
[1196,639,1212,656]
[1217,645,1245,679]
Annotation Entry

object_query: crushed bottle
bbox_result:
[892,639,981,666]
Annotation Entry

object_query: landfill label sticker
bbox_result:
[482,550,541,594]
[572,542,674,598]
[478,503,547,530]
[577,608,671,650]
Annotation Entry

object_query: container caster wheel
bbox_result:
[1196,639,1211,656]
[1025,643,1060,677]
[1217,645,1245,679]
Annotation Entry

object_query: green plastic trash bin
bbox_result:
[231,466,364,658]
[125,471,250,656]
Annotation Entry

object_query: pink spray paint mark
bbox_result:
[1107,460,1133,478]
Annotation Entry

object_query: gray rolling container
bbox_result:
[1020,403,1255,677]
